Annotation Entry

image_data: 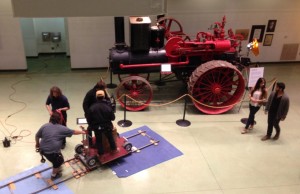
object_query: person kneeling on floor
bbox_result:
[86,90,118,158]
[35,112,86,180]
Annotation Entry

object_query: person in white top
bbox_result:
[241,77,267,134]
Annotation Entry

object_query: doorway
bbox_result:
[19,18,70,72]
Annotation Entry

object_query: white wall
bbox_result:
[66,0,300,68]
[20,18,37,57]
[1,0,300,70]
[166,0,300,62]
[11,0,165,17]
[33,18,67,54]
[67,16,161,69]
[67,17,115,68]
[64,18,70,56]
[0,0,26,70]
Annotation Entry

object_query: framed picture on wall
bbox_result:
[235,29,250,40]
[263,34,273,46]
[249,25,266,43]
[266,20,277,32]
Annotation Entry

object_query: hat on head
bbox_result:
[96,90,105,97]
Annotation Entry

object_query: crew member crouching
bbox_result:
[35,112,86,180]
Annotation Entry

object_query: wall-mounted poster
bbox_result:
[263,34,273,46]
[249,25,266,43]
[248,67,264,87]
[266,20,277,32]
[235,29,250,40]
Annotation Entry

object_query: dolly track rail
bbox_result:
[0,165,51,190]
[30,174,75,194]
[0,158,89,194]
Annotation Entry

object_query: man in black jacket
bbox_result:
[83,79,109,146]
[262,82,290,141]
[83,79,108,116]
[86,90,118,156]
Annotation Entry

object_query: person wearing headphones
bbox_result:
[82,79,109,147]
[86,90,118,159]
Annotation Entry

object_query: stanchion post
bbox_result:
[238,65,249,113]
[272,80,277,91]
[155,73,166,86]
[176,95,191,127]
[238,86,248,113]
[107,67,117,89]
[118,95,132,127]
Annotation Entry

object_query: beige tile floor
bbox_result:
[0,57,300,194]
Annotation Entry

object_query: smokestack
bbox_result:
[114,17,125,50]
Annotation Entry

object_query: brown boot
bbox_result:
[261,135,270,141]
[273,132,280,140]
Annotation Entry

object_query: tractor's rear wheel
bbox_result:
[188,60,245,114]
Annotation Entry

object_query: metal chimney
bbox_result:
[114,17,125,50]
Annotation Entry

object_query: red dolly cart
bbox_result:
[74,126,133,170]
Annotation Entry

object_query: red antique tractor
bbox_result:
[109,16,249,114]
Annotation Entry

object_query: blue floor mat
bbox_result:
[0,163,73,194]
[109,125,183,178]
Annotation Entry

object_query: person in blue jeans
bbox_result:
[242,77,267,134]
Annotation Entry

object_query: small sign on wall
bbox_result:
[248,67,264,88]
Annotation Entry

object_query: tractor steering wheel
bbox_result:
[157,17,190,41]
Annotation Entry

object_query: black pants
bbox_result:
[87,126,94,146]
[43,152,64,168]
[267,113,281,137]
[245,104,260,129]
[94,128,116,155]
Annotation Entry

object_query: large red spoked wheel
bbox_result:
[157,17,190,41]
[116,76,153,111]
[118,73,150,82]
[188,60,245,114]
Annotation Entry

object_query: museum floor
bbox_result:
[0,55,300,194]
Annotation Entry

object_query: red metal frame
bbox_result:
[119,58,189,69]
